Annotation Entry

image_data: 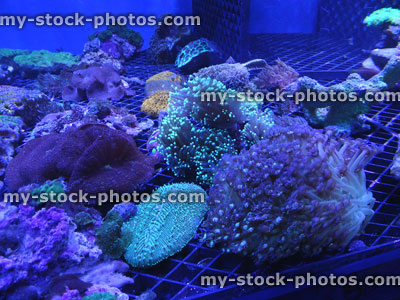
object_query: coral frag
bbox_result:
[203,117,380,264]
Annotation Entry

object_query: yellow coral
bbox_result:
[146,71,183,83]
[141,91,171,116]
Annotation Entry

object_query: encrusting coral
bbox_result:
[0,203,102,297]
[13,50,79,76]
[28,100,154,140]
[141,91,171,116]
[203,116,381,264]
[141,71,183,116]
[5,124,156,195]
[0,48,30,65]
[0,115,24,191]
[0,85,63,127]
[145,71,183,97]
[288,73,387,135]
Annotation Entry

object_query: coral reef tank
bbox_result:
[1,0,400,299]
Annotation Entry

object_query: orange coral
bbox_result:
[141,91,170,116]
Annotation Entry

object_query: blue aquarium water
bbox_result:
[0,1,400,300]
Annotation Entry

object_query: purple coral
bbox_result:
[203,117,381,264]
[62,66,134,102]
[0,203,101,295]
[5,124,156,194]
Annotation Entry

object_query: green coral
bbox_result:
[293,73,387,135]
[364,8,400,27]
[0,85,63,127]
[175,38,216,68]
[89,25,143,48]
[0,48,30,64]
[14,50,79,68]
[31,179,66,203]
[122,183,209,268]
[74,211,95,227]
[95,210,125,259]
[82,293,117,300]
[159,112,237,184]
[158,76,262,184]
[240,110,275,148]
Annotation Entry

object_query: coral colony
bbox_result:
[0,6,400,300]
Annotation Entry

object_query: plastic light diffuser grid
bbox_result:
[8,43,400,299]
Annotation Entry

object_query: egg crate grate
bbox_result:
[192,0,250,61]
[6,51,400,300]
[249,34,369,76]
[317,0,400,48]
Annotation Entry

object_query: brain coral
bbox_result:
[203,116,380,264]
[5,124,156,194]
[175,38,224,74]
[121,183,209,268]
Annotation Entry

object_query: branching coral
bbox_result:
[252,59,299,91]
[203,117,381,264]
[122,183,209,268]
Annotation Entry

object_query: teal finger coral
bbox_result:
[121,183,209,268]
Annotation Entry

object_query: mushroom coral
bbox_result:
[5,124,156,194]
[203,116,381,264]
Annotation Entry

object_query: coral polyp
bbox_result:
[203,117,381,264]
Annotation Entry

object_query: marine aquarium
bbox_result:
[1,0,400,299]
